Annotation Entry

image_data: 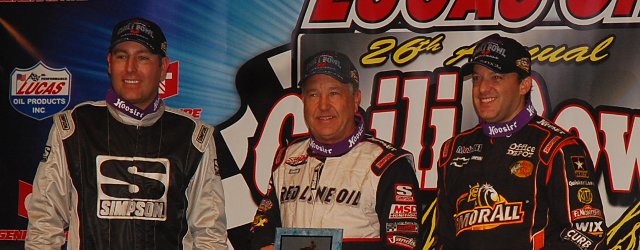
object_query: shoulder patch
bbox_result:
[539,132,573,165]
[366,136,412,176]
[55,110,75,139]
[192,122,214,152]
[273,136,310,169]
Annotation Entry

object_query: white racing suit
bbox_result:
[26,101,228,250]
[251,135,421,250]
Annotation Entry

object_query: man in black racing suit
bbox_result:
[250,51,421,250]
[436,34,606,250]
[26,17,228,249]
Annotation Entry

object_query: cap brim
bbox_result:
[109,37,164,56]
[298,71,350,86]
[460,61,517,77]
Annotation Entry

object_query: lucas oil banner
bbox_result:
[1,0,639,249]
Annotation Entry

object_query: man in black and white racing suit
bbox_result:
[250,51,421,250]
[435,34,606,250]
[26,17,228,249]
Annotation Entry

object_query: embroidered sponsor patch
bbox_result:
[376,153,395,169]
[571,205,604,220]
[456,144,482,154]
[574,221,605,236]
[386,235,416,248]
[96,156,170,221]
[285,154,308,166]
[450,157,470,168]
[389,204,417,219]
[510,160,533,178]
[395,184,414,203]
[561,228,594,250]
[568,180,595,187]
[386,221,419,234]
[577,187,593,204]
[196,125,209,144]
[250,215,269,232]
[454,183,525,235]
[506,143,535,157]
[543,136,561,154]
[257,199,273,212]
[41,146,51,162]
[572,156,589,178]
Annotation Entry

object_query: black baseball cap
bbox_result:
[109,17,167,57]
[461,34,531,77]
[298,51,359,89]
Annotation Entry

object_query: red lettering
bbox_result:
[180,108,203,119]
[191,108,202,118]
[565,0,608,19]
[16,82,34,95]
[499,0,541,21]
[16,82,65,95]
[406,0,447,22]
[40,82,60,95]
[448,0,494,20]
[613,0,635,17]
[0,230,28,240]
[52,82,65,95]
[36,81,48,94]
[356,0,398,22]
[393,204,417,213]
[394,205,405,213]
[310,0,353,22]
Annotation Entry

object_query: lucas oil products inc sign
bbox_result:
[10,61,71,121]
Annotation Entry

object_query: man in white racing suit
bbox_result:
[26,17,228,249]
[250,51,421,250]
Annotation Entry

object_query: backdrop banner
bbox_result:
[1,1,639,249]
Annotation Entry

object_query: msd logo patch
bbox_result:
[10,61,71,120]
[96,156,169,221]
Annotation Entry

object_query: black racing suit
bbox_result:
[26,101,228,249]
[250,135,421,250]
[436,116,606,250]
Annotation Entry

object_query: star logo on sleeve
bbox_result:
[571,156,589,178]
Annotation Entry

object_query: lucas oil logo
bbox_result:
[10,61,71,120]
[96,156,169,221]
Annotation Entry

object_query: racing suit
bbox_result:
[436,115,606,250]
[250,135,420,250]
[26,100,228,249]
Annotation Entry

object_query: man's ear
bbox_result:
[160,56,170,81]
[520,76,532,95]
[107,53,113,75]
[354,89,362,112]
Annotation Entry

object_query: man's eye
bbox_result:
[471,76,480,83]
